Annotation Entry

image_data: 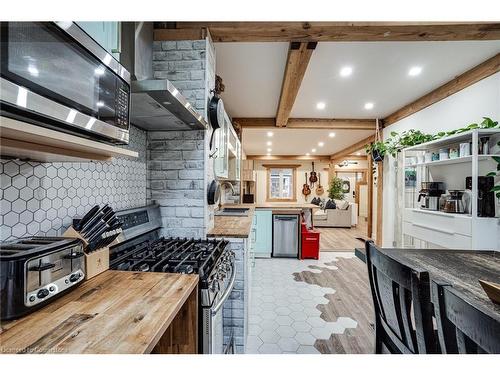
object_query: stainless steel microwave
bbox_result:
[0,22,131,144]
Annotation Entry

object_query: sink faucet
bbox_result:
[217,181,235,210]
[219,181,235,194]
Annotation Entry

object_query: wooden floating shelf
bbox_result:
[0,116,138,162]
[404,155,497,168]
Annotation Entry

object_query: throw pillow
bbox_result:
[325,199,336,209]
[334,199,350,210]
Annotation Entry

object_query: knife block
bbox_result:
[63,226,113,280]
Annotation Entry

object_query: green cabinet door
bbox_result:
[253,210,272,258]
[77,22,121,59]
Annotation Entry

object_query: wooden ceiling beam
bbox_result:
[156,22,500,42]
[153,28,207,41]
[384,53,500,126]
[287,118,375,130]
[235,117,376,130]
[330,134,375,160]
[276,42,317,127]
[247,155,331,162]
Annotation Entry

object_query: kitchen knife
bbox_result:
[86,221,109,243]
[75,205,100,231]
[80,212,104,236]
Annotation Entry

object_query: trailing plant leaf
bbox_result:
[480,117,499,129]
[486,172,497,177]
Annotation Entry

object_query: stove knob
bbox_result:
[69,273,81,283]
[37,288,49,299]
[29,295,36,302]
[49,286,55,292]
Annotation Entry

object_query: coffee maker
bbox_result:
[466,176,496,217]
[418,181,445,211]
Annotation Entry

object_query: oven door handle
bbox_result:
[211,265,236,315]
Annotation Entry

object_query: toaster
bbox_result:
[0,237,85,320]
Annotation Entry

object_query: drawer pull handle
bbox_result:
[413,223,454,235]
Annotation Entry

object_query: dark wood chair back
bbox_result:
[365,241,437,354]
[431,280,500,354]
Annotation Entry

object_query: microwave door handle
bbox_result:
[211,265,236,314]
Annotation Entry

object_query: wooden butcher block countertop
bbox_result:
[207,207,255,238]
[207,203,317,238]
[0,271,198,354]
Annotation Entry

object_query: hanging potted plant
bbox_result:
[366,119,386,162]
[366,141,386,162]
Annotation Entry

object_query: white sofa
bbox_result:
[313,203,353,228]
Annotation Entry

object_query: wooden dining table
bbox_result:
[355,247,500,321]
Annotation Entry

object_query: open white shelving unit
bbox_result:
[401,129,500,250]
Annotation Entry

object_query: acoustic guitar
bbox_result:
[309,162,318,186]
[315,173,325,195]
[302,172,311,197]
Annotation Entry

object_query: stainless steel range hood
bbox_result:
[121,22,208,131]
[131,80,207,130]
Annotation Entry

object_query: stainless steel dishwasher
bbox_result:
[272,214,299,258]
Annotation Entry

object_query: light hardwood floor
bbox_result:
[293,254,375,354]
[317,217,370,251]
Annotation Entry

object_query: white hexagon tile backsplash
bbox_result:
[0,125,147,242]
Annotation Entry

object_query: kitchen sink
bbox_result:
[214,208,250,216]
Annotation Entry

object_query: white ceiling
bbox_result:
[292,41,500,119]
[216,40,500,155]
[215,42,289,117]
[242,128,373,156]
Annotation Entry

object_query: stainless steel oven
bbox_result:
[0,22,130,144]
[202,257,236,354]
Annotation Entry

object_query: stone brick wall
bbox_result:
[222,238,249,354]
[150,35,216,238]
[147,130,206,238]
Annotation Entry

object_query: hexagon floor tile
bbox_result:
[245,252,358,354]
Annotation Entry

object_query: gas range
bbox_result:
[109,205,236,354]
[109,236,233,306]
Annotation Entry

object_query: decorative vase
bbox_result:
[459,142,470,157]
[449,147,459,159]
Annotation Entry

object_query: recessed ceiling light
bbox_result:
[408,66,423,77]
[318,142,324,147]
[267,148,272,152]
[364,102,374,110]
[266,141,272,146]
[356,152,361,156]
[311,148,317,153]
[306,153,310,156]
[267,131,274,137]
[340,66,353,77]
[329,132,336,138]
[316,102,326,110]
